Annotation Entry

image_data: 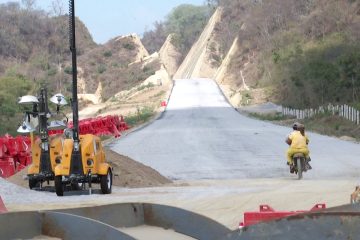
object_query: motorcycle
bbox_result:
[291,153,311,180]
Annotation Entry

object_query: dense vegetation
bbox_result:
[142,4,214,59]
[214,0,360,109]
[0,74,32,134]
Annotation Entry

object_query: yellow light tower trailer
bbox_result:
[54,0,112,196]
[18,89,67,189]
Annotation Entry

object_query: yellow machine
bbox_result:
[54,0,112,196]
[28,135,63,189]
[54,134,112,196]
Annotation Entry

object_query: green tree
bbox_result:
[0,75,32,134]
[142,4,213,58]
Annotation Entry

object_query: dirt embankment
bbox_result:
[7,148,172,189]
[105,148,172,187]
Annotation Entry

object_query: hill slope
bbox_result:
[0,4,164,134]
[212,0,360,108]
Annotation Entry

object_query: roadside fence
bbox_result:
[282,104,360,125]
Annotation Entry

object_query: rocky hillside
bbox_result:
[76,34,161,101]
[0,3,95,92]
[0,3,169,135]
[0,2,96,134]
[211,0,360,109]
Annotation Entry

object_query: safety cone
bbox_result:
[0,196,7,213]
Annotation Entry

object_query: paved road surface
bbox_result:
[111,78,360,180]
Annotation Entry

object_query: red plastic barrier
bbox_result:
[0,135,32,178]
[239,204,326,228]
[4,136,19,157]
[69,115,128,137]
[0,138,6,158]
[0,196,7,213]
[0,158,16,178]
[0,115,129,178]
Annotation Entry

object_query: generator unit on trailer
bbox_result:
[54,0,112,196]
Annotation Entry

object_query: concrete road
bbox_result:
[110,78,360,181]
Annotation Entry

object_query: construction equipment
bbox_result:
[18,88,67,189]
[54,0,112,196]
[238,204,326,228]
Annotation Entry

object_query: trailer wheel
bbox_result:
[28,179,38,189]
[100,170,112,194]
[55,175,64,196]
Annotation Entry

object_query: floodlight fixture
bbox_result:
[50,93,68,106]
[18,95,39,105]
[17,121,36,133]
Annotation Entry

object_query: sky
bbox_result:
[0,0,206,44]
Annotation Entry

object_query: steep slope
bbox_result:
[76,35,176,121]
[213,0,360,108]
[75,34,158,101]
[158,34,182,77]
[173,8,222,79]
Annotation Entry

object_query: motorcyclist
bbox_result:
[285,122,310,172]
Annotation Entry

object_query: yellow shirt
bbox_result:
[288,131,309,149]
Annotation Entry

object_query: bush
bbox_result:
[97,64,107,74]
[103,50,112,57]
[136,83,155,91]
[124,106,155,126]
[64,66,72,75]
[47,67,57,76]
[122,43,135,50]
[249,112,287,121]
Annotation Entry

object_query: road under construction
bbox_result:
[1,3,360,240]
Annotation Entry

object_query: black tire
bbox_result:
[28,178,38,189]
[55,175,64,196]
[100,170,112,194]
[297,158,303,180]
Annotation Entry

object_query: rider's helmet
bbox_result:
[297,124,305,131]
[292,122,300,130]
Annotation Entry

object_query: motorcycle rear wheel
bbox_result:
[296,158,303,180]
